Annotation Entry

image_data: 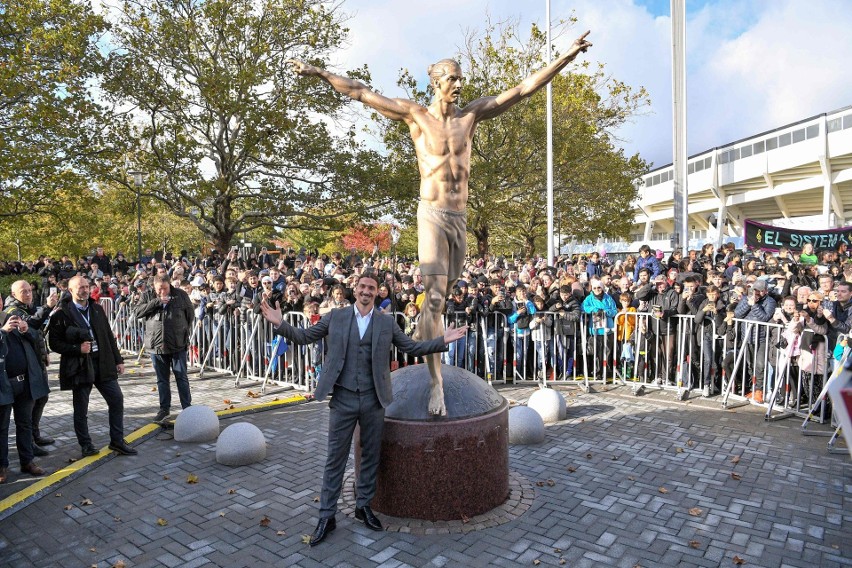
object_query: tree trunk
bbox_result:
[472,222,489,259]
[524,235,536,259]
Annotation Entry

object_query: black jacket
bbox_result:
[47,298,123,390]
[135,286,195,354]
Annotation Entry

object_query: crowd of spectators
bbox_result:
[4,239,851,407]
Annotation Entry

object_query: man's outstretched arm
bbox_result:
[287,59,417,122]
[466,31,592,121]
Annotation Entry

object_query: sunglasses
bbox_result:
[807,298,820,302]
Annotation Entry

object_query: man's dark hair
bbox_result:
[153,275,171,287]
[358,271,380,287]
[639,244,651,253]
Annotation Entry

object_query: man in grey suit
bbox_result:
[260,272,467,545]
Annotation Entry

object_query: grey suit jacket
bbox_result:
[273,306,447,407]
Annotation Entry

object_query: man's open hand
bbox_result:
[260,299,283,327]
[443,323,468,344]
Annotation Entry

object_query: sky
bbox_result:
[327,0,852,170]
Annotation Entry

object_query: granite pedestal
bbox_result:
[363,364,509,521]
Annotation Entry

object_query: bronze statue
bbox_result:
[288,31,592,416]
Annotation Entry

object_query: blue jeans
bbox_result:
[151,350,192,412]
[444,334,467,368]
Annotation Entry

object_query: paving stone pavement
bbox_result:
[0,361,850,568]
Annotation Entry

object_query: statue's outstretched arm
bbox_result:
[466,30,592,121]
[287,59,417,122]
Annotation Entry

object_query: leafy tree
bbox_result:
[101,0,399,252]
[376,17,650,258]
[0,0,111,218]
[341,223,392,255]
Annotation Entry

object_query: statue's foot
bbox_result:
[428,383,446,416]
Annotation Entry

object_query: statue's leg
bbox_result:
[419,274,449,416]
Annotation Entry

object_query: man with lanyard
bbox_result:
[47,276,137,457]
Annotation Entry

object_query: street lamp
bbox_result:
[127,168,145,263]
[390,225,401,278]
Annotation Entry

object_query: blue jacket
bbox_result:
[508,300,536,337]
[582,293,618,335]
[634,255,663,280]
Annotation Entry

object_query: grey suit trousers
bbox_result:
[320,385,385,519]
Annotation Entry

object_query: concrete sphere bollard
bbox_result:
[173,405,219,442]
[508,406,546,445]
[527,388,567,423]
[216,422,267,466]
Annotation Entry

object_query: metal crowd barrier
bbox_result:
[99,299,836,414]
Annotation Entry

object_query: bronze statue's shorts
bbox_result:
[417,201,467,279]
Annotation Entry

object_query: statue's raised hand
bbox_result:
[286,59,319,76]
[572,30,592,53]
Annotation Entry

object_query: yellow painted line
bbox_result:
[214,393,307,418]
[0,423,160,513]
[0,394,308,517]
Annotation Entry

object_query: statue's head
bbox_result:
[427,59,463,102]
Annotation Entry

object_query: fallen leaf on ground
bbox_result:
[90,547,97,552]
[187,473,199,484]
[313,496,320,502]
[247,391,261,398]
[733,555,745,565]
[689,540,700,549]
[567,466,577,473]
[731,472,742,480]
[546,479,555,487]
[223,399,231,404]
[533,560,541,566]
[610,456,618,460]
[67,458,77,463]
[151,386,156,392]
[553,548,562,553]
[114,516,121,522]
[219,512,225,517]
[54,493,62,497]
[113,561,127,568]
[687,440,694,447]
[162,475,169,480]
[301,534,312,544]
[658,487,669,494]
[585,453,593,459]
[559,560,566,565]
[461,514,470,524]
[81,498,93,506]
[228,405,235,409]
[276,530,286,536]
[175,452,181,457]
[675,447,684,453]
[731,455,740,464]
[628,476,635,481]
[535,481,544,487]
[688,507,703,516]
[260,516,271,527]
[157,518,168,526]
[228,489,236,494]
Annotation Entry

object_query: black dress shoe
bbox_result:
[34,435,55,446]
[108,441,138,456]
[354,506,383,531]
[309,516,336,546]
[153,409,170,423]
[81,444,99,457]
[33,445,49,457]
